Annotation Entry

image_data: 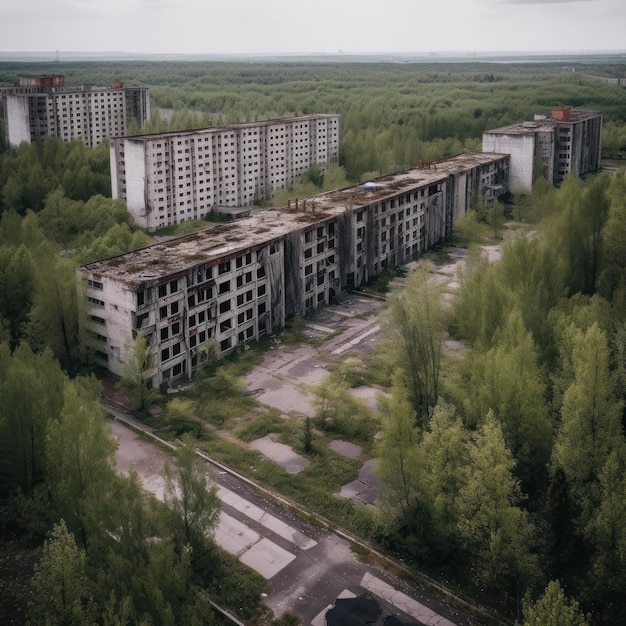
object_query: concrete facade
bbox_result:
[482,107,602,191]
[0,75,150,148]
[109,115,340,232]
[78,152,509,389]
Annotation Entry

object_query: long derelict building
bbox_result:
[78,152,509,389]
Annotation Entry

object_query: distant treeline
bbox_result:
[2,60,626,178]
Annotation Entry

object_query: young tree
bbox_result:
[0,343,66,493]
[117,335,157,411]
[552,323,623,520]
[26,253,82,373]
[163,435,220,548]
[548,175,610,296]
[521,580,588,626]
[310,376,374,441]
[585,448,626,619]
[457,413,537,597]
[302,416,314,453]
[45,382,118,546]
[0,243,36,347]
[598,171,626,299]
[420,402,469,556]
[453,252,513,351]
[376,371,421,530]
[463,309,552,492]
[383,263,445,424]
[29,520,96,626]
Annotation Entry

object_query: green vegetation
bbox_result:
[1,58,626,624]
[372,172,626,621]
[0,355,268,623]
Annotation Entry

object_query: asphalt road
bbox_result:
[108,409,470,626]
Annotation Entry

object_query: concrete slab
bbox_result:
[250,434,310,474]
[331,324,380,355]
[239,537,296,579]
[361,573,456,626]
[218,486,317,550]
[338,459,378,505]
[349,385,387,414]
[329,439,362,459]
[311,589,357,626]
[213,511,260,557]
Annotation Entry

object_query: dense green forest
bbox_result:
[2,60,626,180]
[1,60,626,625]
[373,172,626,624]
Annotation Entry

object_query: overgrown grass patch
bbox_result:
[196,428,380,539]
[198,434,266,470]
[235,409,293,443]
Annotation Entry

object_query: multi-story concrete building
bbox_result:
[109,115,340,232]
[78,152,508,389]
[0,75,150,148]
[482,107,602,192]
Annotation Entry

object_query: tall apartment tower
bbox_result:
[0,75,150,149]
[482,107,602,192]
[110,115,341,232]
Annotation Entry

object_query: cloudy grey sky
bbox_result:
[0,0,624,55]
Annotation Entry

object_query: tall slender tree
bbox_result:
[383,263,444,424]
[457,413,537,598]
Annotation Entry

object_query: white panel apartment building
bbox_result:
[483,107,602,192]
[110,115,340,232]
[0,75,150,149]
[79,152,508,389]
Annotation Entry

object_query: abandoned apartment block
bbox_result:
[78,152,509,389]
[483,107,602,192]
[0,74,150,148]
[110,115,341,231]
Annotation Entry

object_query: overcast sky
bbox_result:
[0,0,624,56]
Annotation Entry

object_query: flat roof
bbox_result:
[81,152,508,287]
[484,122,556,136]
[485,109,601,135]
[117,114,339,143]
